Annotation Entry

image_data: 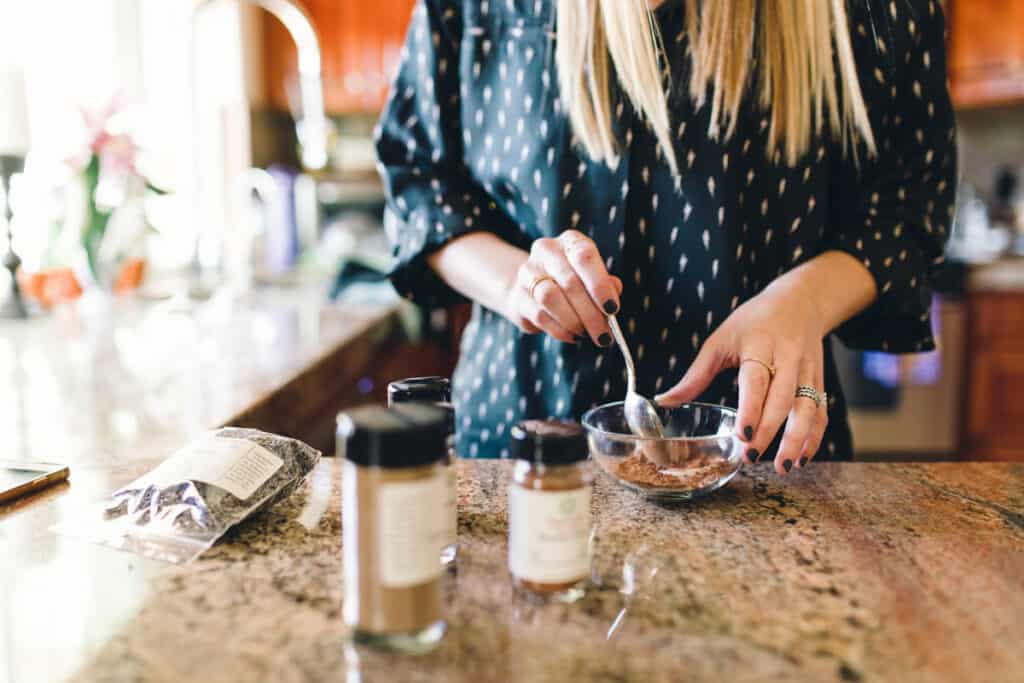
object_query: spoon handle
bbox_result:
[607,315,637,394]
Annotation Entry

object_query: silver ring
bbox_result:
[795,385,827,408]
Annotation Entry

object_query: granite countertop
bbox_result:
[0,283,402,683]
[2,286,1021,683]
[15,458,1022,683]
[0,283,400,463]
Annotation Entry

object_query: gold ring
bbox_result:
[528,274,556,300]
[741,357,776,379]
[795,385,827,408]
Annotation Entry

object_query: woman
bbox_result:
[375,0,956,472]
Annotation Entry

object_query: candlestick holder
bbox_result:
[0,153,28,319]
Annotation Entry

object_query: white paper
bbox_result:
[132,435,282,501]
[378,473,445,588]
[509,486,592,584]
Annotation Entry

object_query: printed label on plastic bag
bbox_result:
[131,435,283,501]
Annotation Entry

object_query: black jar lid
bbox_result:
[387,376,454,436]
[510,419,589,465]
[387,376,451,406]
[337,404,449,468]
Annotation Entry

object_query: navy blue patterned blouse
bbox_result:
[375,0,956,459]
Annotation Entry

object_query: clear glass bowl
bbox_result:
[581,401,743,501]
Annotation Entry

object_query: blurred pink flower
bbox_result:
[82,95,125,149]
[98,133,138,176]
[67,95,140,177]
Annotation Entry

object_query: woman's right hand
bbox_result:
[504,230,623,346]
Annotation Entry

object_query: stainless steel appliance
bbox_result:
[834,295,966,458]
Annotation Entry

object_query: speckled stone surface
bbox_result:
[64,459,1024,683]
[0,285,401,683]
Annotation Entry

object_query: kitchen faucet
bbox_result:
[189,0,331,295]
[193,0,330,171]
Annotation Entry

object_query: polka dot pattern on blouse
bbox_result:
[375,0,957,460]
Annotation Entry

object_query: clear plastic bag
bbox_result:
[53,427,321,564]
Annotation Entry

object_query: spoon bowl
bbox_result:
[623,392,666,438]
[607,315,667,441]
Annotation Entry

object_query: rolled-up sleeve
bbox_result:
[826,0,957,353]
[375,1,522,307]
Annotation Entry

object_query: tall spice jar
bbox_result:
[339,404,448,653]
[387,377,457,566]
[508,420,593,602]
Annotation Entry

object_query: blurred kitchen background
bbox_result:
[0,0,1021,461]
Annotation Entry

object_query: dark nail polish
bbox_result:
[598,332,612,347]
[799,456,808,468]
[746,448,759,464]
[743,425,754,441]
[783,460,793,473]
[603,299,619,315]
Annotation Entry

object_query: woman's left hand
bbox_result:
[655,277,828,475]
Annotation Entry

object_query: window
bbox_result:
[0,0,251,273]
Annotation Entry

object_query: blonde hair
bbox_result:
[556,0,877,174]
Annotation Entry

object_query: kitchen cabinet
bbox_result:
[262,1,1024,112]
[948,0,1024,108]
[263,0,416,114]
[964,290,1024,459]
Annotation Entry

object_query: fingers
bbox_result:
[520,319,541,335]
[774,355,818,474]
[511,262,578,344]
[735,339,773,463]
[798,361,827,467]
[557,231,621,316]
[517,295,577,343]
[654,334,724,407]
[747,347,798,471]
[518,260,584,340]
[532,238,612,346]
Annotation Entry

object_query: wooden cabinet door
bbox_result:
[965,350,1024,459]
[949,0,1024,107]
[264,0,417,114]
[965,291,1024,460]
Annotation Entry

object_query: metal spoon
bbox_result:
[607,315,667,439]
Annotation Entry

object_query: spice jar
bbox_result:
[508,419,593,602]
[338,403,449,653]
[387,377,457,566]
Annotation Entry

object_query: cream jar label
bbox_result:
[508,487,592,583]
[378,474,446,587]
[445,465,458,548]
[341,461,360,624]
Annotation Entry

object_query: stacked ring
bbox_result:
[795,385,827,408]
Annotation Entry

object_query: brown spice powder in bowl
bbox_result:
[614,452,736,490]
[583,402,740,497]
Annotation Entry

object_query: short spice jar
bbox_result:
[338,403,449,654]
[387,376,457,566]
[508,419,593,602]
